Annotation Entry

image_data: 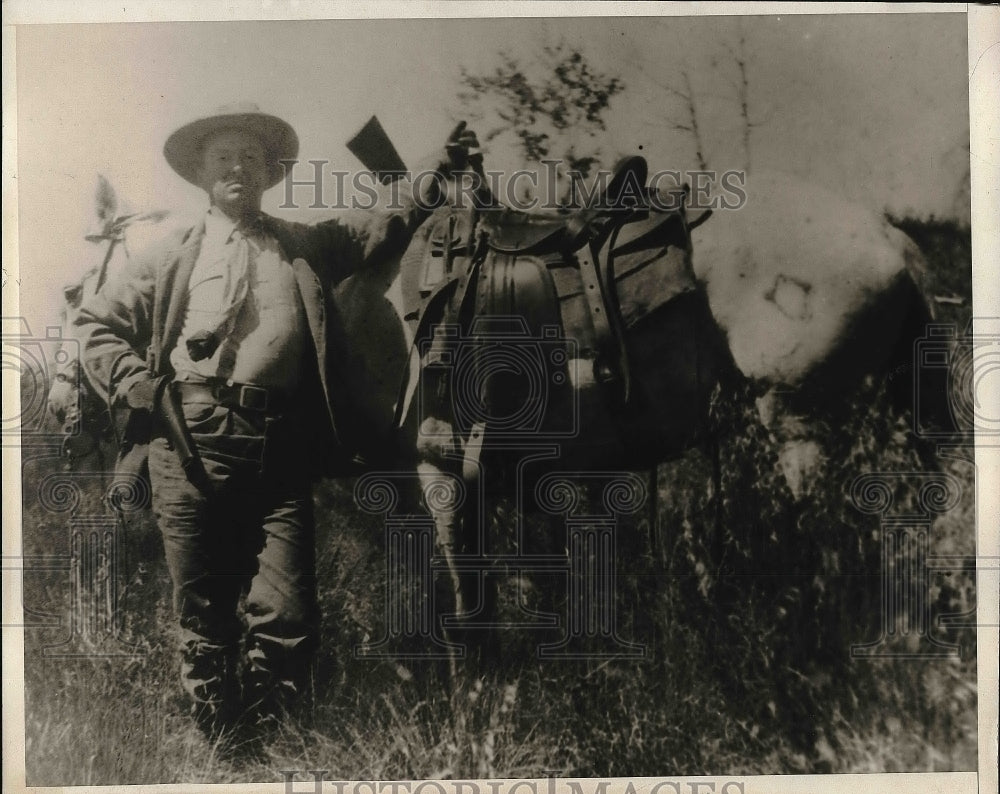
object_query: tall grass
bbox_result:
[19,216,977,782]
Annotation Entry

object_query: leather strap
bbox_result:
[175,378,289,414]
[392,246,485,431]
[577,243,627,406]
[603,226,632,404]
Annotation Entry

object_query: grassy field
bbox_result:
[17,217,977,784]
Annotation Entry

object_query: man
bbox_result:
[73,103,476,739]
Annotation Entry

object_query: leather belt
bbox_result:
[175,378,288,414]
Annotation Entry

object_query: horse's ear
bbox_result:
[94,173,118,226]
[133,209,170,225]
[63,281,85,309]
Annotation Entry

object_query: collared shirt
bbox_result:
[170,208,308,389]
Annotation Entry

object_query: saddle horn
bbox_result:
[600,156,649,209]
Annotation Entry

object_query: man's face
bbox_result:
[196,129,269,216]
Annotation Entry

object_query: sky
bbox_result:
[9,10,974,327]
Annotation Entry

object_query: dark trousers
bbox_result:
[148,400,318,718]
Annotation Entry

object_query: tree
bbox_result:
[624,25,768,176]
[458,42,625,178]
[727,31,756,175]
[458,32,768,198]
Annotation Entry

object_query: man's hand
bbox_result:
[123,375,160,411]
[47,368,80,428]
[443,121,482,176]
[411,121,483,209]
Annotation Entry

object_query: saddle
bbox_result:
[397,156,693,433]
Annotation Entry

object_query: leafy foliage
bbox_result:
[886,215,972,330]
[459,43,625,175]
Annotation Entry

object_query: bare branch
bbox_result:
[681,70,709,172]
[733,31,753,173]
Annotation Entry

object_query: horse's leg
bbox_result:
[414,414,473,675]
[416,460,466,621]
[755,387,825,501]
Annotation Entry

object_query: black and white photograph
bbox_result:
[2,3,997,792]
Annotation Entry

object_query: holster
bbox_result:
[114,375,212,495]
[156,378,212,492]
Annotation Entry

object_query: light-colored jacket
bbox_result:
[73,205,422,474]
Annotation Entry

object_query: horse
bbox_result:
[53,167,946,661]
[46,175,168,469]
[335,159,946,659]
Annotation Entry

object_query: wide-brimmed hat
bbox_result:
[163,102,299,189]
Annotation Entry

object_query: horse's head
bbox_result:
[47,176,170,462]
